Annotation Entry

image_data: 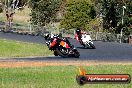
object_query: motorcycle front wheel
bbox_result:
[74,51,80,58]
[89,42,96,49]
[56,47,69,58]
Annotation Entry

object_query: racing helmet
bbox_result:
[76,28,81,34]
[44,33,50,40]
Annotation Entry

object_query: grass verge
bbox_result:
[0,39,53,57]
[0,65,131,88]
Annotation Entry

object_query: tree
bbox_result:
[101,0,132,33]
[60,0,96,30]
[102,0,118,31]
[0,1,3,13]
[30,0,61,26]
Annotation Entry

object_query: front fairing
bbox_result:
[81,34,93,43]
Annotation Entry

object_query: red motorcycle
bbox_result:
[45,34,80,58]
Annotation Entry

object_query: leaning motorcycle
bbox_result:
[81,33,96,49]
[75,33,96,49]
[45,34,80,58]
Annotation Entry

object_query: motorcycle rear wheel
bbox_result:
[54,51,59,56]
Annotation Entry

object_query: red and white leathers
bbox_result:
[49,38,57,48]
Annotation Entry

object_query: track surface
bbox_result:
[0,32,132,62]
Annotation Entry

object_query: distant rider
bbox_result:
[75,28,83,45]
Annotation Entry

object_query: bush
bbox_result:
[60,0,96,30]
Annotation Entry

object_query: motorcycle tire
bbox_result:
[54,51,59,56]
[71,48,80,58]
[89,42,96,49]
[74,51,80,58]
[56,48,69,58]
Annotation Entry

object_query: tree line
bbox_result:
[0,0,131,34]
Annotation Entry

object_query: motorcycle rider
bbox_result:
[45,33,72,50]
[75,28,83,45]
[44,33,80,57]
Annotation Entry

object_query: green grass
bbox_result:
[0,65,131,88]
[0,39,53,57]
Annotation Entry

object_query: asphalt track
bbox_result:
[0,32,132,62]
